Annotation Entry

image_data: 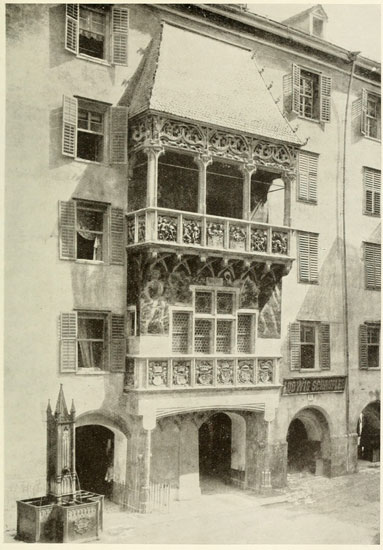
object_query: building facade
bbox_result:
[5,3,381,526]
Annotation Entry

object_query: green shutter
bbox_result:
[320,75,332,123]
[110,207,125,265]
[62,95,77,157]
[359,324,368,369]
[110,314,126,372]
[289,322,301,370]
[319,323,331,370]
[60,312,77,372]
[65,4,79,54]
[111,7,129,65]
[59,201,76,260]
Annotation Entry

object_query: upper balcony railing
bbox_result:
[126,207,292,258]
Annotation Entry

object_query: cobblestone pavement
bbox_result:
[5,462,379,545]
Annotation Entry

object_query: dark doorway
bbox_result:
[199,413,232,482]
[358,401,380,462]
[76,425,114,498]
[287,418,320,474]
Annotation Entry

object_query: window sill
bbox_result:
[77,53,111,67]
[77,369,110,375]
[75,157,103,166]
[297,115,322,124]
[363,212,380,218]
[298,280,319,285]
[297,199,318,206]
[363,135,381,144]
[75,259,105,265]
[365,287,381,291]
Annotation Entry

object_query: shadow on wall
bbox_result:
[281,237,344,360]
[49,5,71,69]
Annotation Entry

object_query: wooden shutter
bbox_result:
[110,207,125,265]
[298,232,310,282]
[289,322,301,370]
[309,233,319,282]
[319,323,331,370]
[60,312,77,372]
[361,88,368,135]
[111,7,129,65]
[364,168,381,215]
[298,151,318,203]
[110,106,128,164]
[65,4,79,54]
[365,243,381,290]
[292,64,301,115]
[62,95,77,157]
[359,324,368,369]
[320,75,332,123]
[283,73,293,114]
[110,314,126,372]
[59,201,76,260]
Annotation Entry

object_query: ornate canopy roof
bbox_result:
[125,23,303,146]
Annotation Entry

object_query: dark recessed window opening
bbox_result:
[299,70,320,120]
[76,204,105,261]
[207,161,243,219]
[158,151,199,213]
[129,151,148,212]
[77,108,104,162]
[301,323,315,369]
[250,168,280,222]
[77,313,107,370]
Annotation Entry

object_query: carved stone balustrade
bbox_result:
[124,357,279,392]
[126,208,292,261]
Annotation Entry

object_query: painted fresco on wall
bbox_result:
[128,251,283,336]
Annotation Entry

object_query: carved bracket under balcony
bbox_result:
[130,113,298,170]
[127,249,291,338]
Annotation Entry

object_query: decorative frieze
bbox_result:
[148,361,168,387]
[173,360,191,387]
[237,360,255,385]
[229,224,247,250]
[251,228,268,252]
[271,231,288,255]
[137,215,146,242]
[195,361,214,386]
[158,215,177,242]
[206,222,224,248]
[183,218,201,245]
[257,359,274,384]
[217,360,234,385]
[130,114,298,170]
[124,359,135,388]
[127,217,135,245]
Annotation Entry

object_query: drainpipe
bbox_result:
[342,51,359,472]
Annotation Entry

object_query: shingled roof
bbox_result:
[127,23,303,146]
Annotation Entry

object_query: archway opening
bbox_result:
[76,425,114,498]
[287,408,330,476]
[199,413,232,486]
[358,401,380,462]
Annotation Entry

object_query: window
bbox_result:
[364,242,381,290]
[78,312,107,370]
[283,64,331,123]
[126,307,136,337]
[59,200,124,265]
[65,4,128,65]
[312,17,324,38]
[289,321,330,370]
[361,90,381,140]
[62,95,128,164]
[298,151,318,203]
[171,289,256,355]
[297,232,319,283]
[77,105,104,162]
[59,311,125,373]
[172,312,191,353]
[363,167,381,217]
[360,323,380,369]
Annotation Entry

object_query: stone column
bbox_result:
[281,170,295,227]
[240,163,257,220]
[143,145,164,208]
[126,418,153,513]
[261,420,272,492]
[194,153,212,215]
[178,418,201,500]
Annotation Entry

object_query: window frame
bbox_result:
[297,231,319,284]
[77,311,109,373]
[366,323,381,369]
[299,321,317,370]
[76,98,107,164]
[364,242,381,291]
[78,5,110,63]
[290,320,331,371]
[75,200,107,263]
[297,150,319,204]
[365,92,381,141]
[363,167,381,217]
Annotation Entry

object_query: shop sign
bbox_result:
[284,376,346,395]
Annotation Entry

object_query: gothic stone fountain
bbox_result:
[16,386,103,543]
